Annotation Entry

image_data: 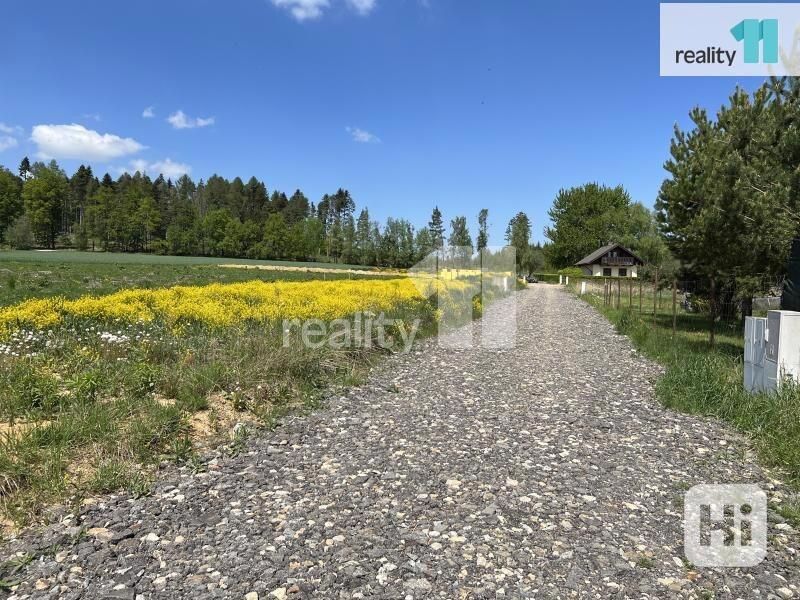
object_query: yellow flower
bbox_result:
[0,275,479,337]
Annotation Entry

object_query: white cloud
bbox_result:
[271,0,377,20]
[346,0,376,15]
[31,124,146,160]
[128,159,149,173]
[271,0,330,20]
[346,126,381,143]
[0,124,21,151]
[167,110,215,129]
[0,123,23,135]
[124,158,192,180]
[82,113,102,122]
[0,136,18,152]
[142,106,155,118]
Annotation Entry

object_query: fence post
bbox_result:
[616,279,621,308]
[629,280,633,307]
[672,279,677,338]
[709,277,716,347]
[639,279,643,314]
[653,270,659,328]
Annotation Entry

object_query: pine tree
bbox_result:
[69,165,94,230]
[476,208,488,252]
[285,190,310,225]
[355,208,374,265]
[506,212,532,272]
[448,216,473,261]
[244,177,268,221]
[429,206,445,248]
[18,157,31,181]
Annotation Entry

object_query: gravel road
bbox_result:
[2,284,798,599]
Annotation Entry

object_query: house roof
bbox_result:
[575,243,643,266]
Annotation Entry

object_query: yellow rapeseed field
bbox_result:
[0,277,472,334]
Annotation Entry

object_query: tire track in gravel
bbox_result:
[2,284,798,599]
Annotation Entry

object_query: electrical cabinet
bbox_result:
[746,310,800,393]
[764,310,800,391]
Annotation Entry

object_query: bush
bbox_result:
[56,233,72,249]
[75,227,89,251]
[149,239,169,255]
[5,215,33,250]
[532,272,560,284]
[557,267,584,277]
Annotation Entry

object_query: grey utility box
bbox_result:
[745,310,800,393]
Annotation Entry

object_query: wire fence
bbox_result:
[558,273,784,339]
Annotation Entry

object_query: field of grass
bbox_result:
[0,249,372,269]
[0,258,377,307]
[0,256,485,527]
[570,279,800,492]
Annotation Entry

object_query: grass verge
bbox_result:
[0,321,403,528]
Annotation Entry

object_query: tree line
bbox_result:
[0,158,547,270]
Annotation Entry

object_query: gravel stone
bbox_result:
[1,285,798,598]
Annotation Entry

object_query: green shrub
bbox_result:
[531,272,560,284]
[4,216,33,250]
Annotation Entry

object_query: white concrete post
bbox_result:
[559,275,563,285]
[565,276,569,285]
[580,281,587,295]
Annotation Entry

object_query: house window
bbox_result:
[603,267,612,277]
[618,268,627,277]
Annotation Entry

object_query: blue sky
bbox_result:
[0,0,765,243]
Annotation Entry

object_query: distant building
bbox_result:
[575,243,643,277]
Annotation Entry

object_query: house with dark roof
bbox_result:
[575,243,643,278]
